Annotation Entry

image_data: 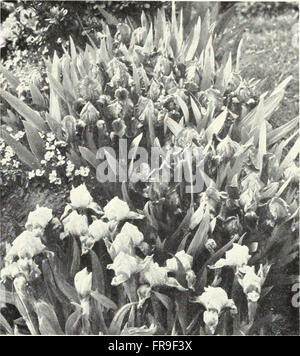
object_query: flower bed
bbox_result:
[0,3,299,335]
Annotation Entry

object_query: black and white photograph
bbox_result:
[0,0,299,338]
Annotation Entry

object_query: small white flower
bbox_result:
[12,131,25,141]
[17,258,41,281]
[66,161,75,177]
[44,151,55,161]
[1,158,10,165]
[35,169,45,177]
[57,155,66,166]
[54,140,67,147]
[237,265,263,303]
[62,211,89,238]
[79,166,90,177]
[70,183,93,209]
[66,160,75,171]
[25,205,52,231]
[74,267,92,298]
[46,132,55,142]
[120,222,144,246]
[107,251,140,285]
[193,286,237,334]
[13,160,20,169]
[49,170,57,183]
[194,286,235,314]
[6,231,46,261]
[5,146,15,157]
[4,154,13,162]
[166,250,193,272]
[103,197,130,221]
[55,178,62,185]
[88,220,110,241]
[140,259,168,287]
[45,142,55,150]
[140,256,187,291]
[109,233,134,259]
[4,155,12,163]
[203,310,219,335]
[28,171,36,179]
[209,243,251,271]
[0,262,20,282]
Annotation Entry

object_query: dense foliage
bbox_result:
[0,1,169,61]
[0,3,299,335]
[238,1,299,17]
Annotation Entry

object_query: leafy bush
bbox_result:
[0,4,299,335]
[1,1,97,59]
[0,1,169,61]
[237,1,299,18]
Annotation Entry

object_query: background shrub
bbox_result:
[0,1,170,61]
[237,1,298,17]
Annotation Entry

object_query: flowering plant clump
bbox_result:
[0,178,297,335]
[0,126,99,194]
[0,4,299,335]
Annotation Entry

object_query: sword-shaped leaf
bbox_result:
[98,38,110,66]
[166,117,183,137]
[143,23,153,54]
[272,130,298,162]
[69,36,77,60]
[34,300,64,335]
[176,94,189,124]
[1,128,40,169]
[90,250,106,296]
[0,90,47,131]
[108,302,137,335]
[279,137,300,171]
[190,96,202,127]
[91,291,117,311]
[187,206,210,257]
[258,118,267,172]
[0,312,13,334]
[201,36,215,91]
[184,16,201,62]
[29,83,46,108]
[267,116,299,147]
[215,52,232,94]
[79,146,99,169]
[98,8,119,26]
[23,121,45,162]
[206,109,227,141]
